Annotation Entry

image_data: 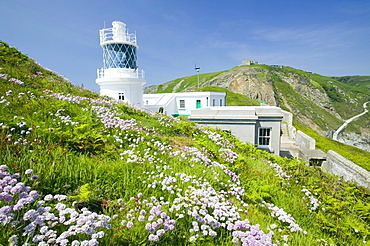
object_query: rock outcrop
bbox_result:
[208,67,277,106]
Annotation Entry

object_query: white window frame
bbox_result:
[258,127,271,148]
[118,92,124,101]
[179,99,185,108]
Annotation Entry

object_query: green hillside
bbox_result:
[147,71,227,94]
[332,75,370,93]
[1,41,370,245]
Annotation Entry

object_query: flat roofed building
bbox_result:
[143,92,226,117]
[189,106,283,155]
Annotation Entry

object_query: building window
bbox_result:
[258,128,271,147]
[145,100,148,105]
[179,100,185,108]
[219,99,223,106]
[212,99,215,106]
[118,92,124,101]
[206,97,209,107]
[196,100,201,109]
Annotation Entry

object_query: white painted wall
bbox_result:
[97,77,145,106]
[323,150,370,189]
[143,92,226,116]
[189,106,283,155]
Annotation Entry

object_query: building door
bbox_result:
[196,100,201,109]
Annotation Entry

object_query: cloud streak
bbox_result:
[252,24,363,50]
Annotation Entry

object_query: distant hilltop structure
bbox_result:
[95,21,146,106]
[242,59,258,65]
[241,59,284,69]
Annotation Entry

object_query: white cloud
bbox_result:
[252,25,359,50]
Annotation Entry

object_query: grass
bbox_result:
[332,76,370,95]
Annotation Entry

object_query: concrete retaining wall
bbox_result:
[281,110,296,139]
[282,110,293,126]
[296,130,316,150]
[288,125,297,140]
[322,150,370,189]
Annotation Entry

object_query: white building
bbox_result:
[96,21,146,106]
[143,92,226,116]
[189,106,283,155]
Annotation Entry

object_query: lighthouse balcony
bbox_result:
[100,27,137,45]
[97,68,145,79]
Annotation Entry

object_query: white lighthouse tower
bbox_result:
[96,21,146,106]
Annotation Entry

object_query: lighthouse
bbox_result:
[96,21,146,106]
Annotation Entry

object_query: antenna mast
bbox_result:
[195,64,200,88]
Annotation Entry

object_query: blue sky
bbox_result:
[1,0,370,92]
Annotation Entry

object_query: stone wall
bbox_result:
[322,150,370,189]
[295,130,315,150]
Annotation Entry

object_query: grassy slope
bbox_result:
[332,75,370,93]
[1,41,370,245]
[279,67,370,130]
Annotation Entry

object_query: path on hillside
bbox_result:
[333,102,369,141]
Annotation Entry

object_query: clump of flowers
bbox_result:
[219,148,239,164]
[261,201,304,233]
[269,161,290,181]
[0,165,111,245]
[0,74,24,85]
[201,129,233,148]
[8,78,24,86]
[301,188,320,212]
[117,194,176,242]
